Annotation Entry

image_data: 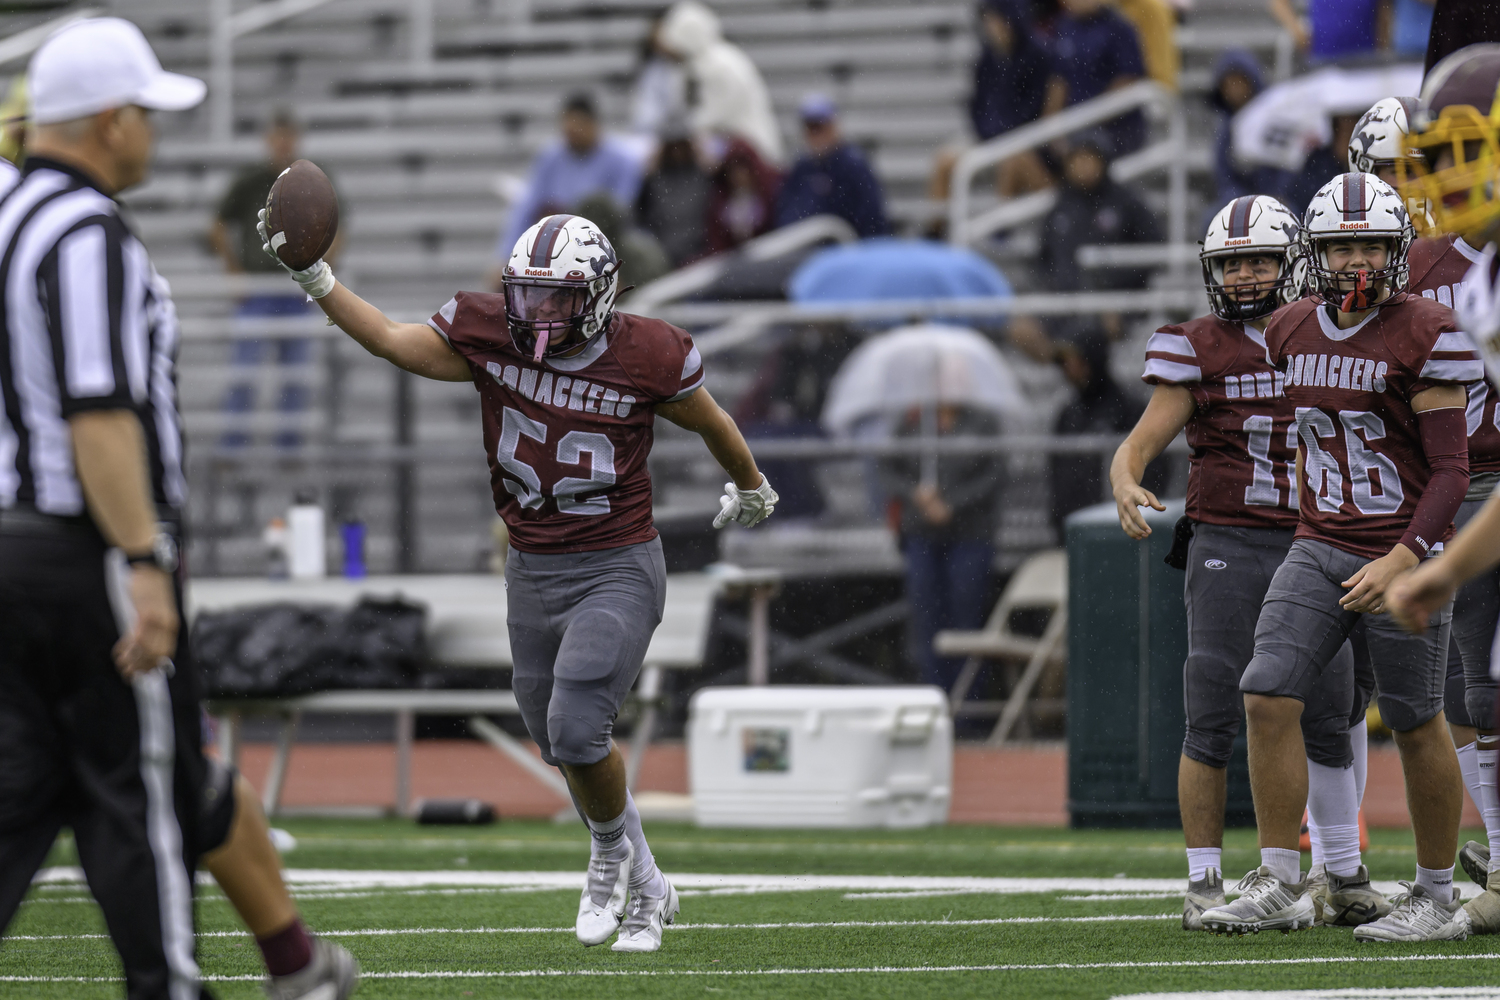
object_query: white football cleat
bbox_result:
[576,842,634,946]
[1200,867,1314,935]
[1353,882,1468,942]
[612,877,679,953]
[263,937,358,1000]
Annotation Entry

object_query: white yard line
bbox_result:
[4,913,1180,942]
[1115,991,1500,1000]
[6,953,1499,984]
[30,867,1485,899]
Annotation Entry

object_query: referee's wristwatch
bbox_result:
[125,533,178,574]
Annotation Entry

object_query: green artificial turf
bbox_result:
[4,821,1498,999]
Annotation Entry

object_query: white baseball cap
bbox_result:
[28,17,205,126]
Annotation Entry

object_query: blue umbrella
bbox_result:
[787,238,1012,325]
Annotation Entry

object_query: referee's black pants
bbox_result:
[0,531,211,1000]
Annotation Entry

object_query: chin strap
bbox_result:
[1340,269,1370,312]
[531,329,549,362]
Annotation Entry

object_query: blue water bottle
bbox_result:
[341,521,367,578]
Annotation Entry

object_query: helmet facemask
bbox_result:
[1399,105,1500,241]
[1303,235,1407,311]
[1201,250,1297,322]
[502,278,606,361]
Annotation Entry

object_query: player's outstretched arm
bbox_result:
[1109,384,1195,539]
[656,387,777,528]
[255,207,468,382]
[313,281,470,382]
[1389,484,1500,634]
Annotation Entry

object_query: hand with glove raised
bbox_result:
[257,207,336,300]
[714,476,778,529]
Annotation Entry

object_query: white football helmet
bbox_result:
[1200,195,1301,322]
[1347,96,1423,176]
[1301,172,1414,310]
[501,214,621,361]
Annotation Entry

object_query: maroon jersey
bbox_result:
[1408,234,1500,475]
[1142,315,1298,528]
[1265,294,1484,560]
[429,294,704,554]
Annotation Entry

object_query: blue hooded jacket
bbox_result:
[969,0,1057,141]
[1208,50,1291,210]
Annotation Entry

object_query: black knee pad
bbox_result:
[1300,712,1352,769]
[200,757,238,853]
[1467,684,1498,733]
[1375,693,1434,735]
[1181,729,1235,770]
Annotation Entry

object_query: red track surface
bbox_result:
[234,740,1477,828]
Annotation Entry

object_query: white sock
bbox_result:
[1307,760,1361,877]
[1458,740,1483,816]
[1186,847,1222,883]
[1351,718,1369,807]
[1478,744,1500,872]
[586,809,628,856]
[622,791,663,890]
[1261,847,1301,884]
[1415,864,1454,901]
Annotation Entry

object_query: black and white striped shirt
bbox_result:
[0,157,184,518]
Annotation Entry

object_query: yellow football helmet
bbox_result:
[1399,44,1500,242]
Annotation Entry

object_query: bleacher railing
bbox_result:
[946,81,1188,270]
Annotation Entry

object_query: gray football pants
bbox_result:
[505,538,667,767]
[1243,538,1451,734]
[1183,524,1354,769]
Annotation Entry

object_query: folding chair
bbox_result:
[935,548,1067,744]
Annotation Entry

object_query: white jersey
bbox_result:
[1456,244,1500,392]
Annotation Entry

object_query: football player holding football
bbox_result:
[1200,172,1480,941]
[1112,195,1382,931]
[1389,42,1500,933]
[259,211,778,953]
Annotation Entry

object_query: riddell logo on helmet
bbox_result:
[1224,238,1253,245]
[524,269,552,276]
[1338,222,1371,230]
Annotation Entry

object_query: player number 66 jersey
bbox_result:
[429,293,704,554]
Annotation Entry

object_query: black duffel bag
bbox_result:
[193,597,427,698]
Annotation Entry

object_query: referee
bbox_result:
[0,19,220,1000]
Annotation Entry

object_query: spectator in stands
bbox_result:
[1282,112,1359,217]
[573,193,671,291]
[1208,51,1288,209]
[1044,0,1149,156]
[1037,130,1161,293]
[629,10,687,152]
[489,93,642,288]
[210,110,337,447]
[1391,0,1435,59]
[775,95,890,239]
[1110,0,1180,91]
[1268,0,1381,61]
[636,123,711,266]
[735,322,859,519]
[705,137,781,254]
[1050,328,1163,534]
[964,0,1063,198]
[880,403,1005,691]
[657,0,784,165]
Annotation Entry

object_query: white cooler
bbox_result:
[687,686,952,828]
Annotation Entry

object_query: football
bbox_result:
[263,159,338,271]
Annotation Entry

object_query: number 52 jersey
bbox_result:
[1264,294,1483,560]
[429,293,704,554]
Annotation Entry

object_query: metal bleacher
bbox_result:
[0,0,1286,577]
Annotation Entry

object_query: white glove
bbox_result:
[713,476,778,529]
[257,207,336,299]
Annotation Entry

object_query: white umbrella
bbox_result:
[1232,63,1424,173]
[821,324,1028,484]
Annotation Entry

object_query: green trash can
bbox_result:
[1065,500,1254,828]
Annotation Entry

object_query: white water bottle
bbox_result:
[288,492,326,579]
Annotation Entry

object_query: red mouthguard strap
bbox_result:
[531,329,549,362]
[1341,269,1370,312]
